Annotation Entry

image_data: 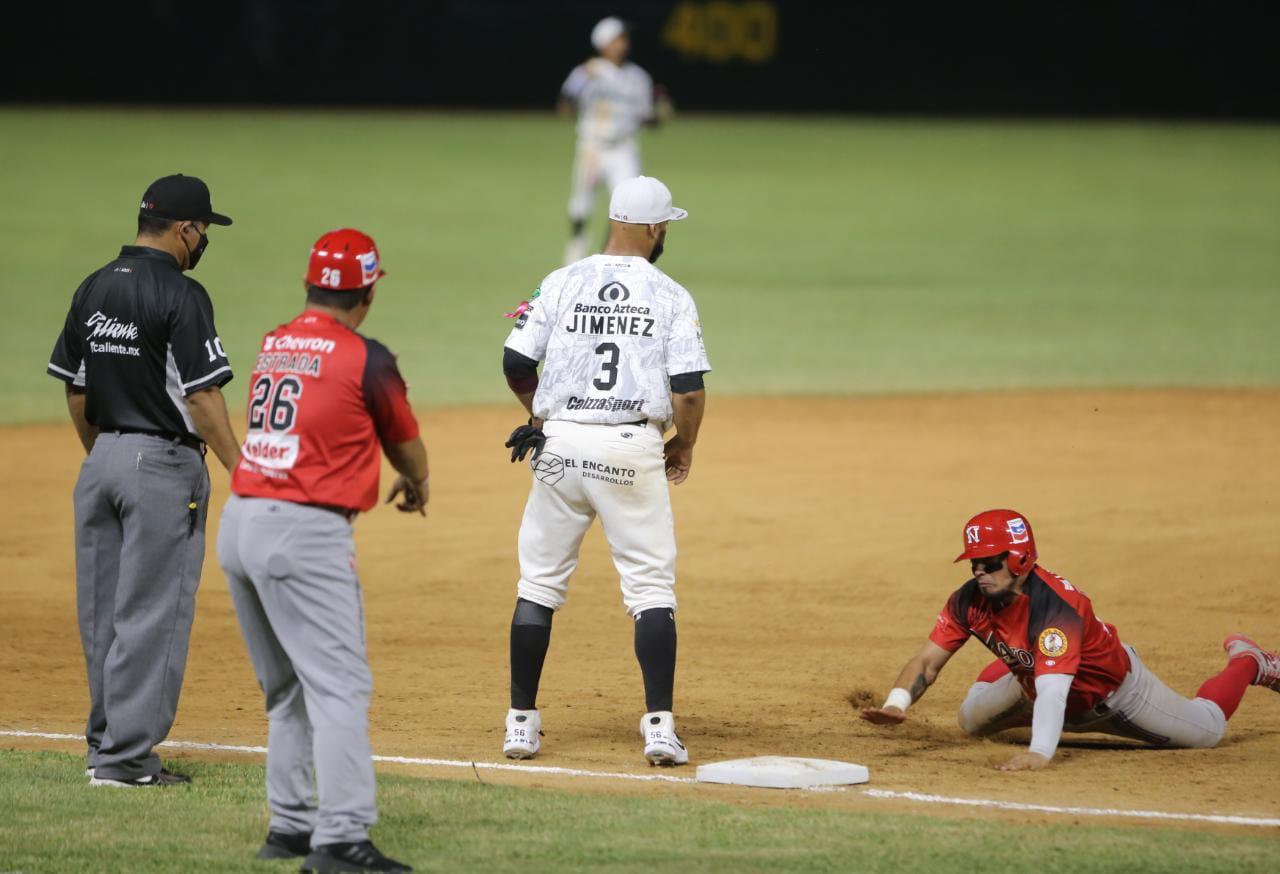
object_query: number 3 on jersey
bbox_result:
[594,342,620,390]
[248,374,303,432]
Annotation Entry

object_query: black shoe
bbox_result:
[89,766,191,787]
[257,830,313,860]
[299,841,413,873]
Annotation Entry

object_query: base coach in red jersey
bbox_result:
[217,229,427,873]
[48,174,241,787]
[862,509,1279,771]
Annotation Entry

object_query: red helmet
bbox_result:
[954,509,1037,576]
[305,228,386,291]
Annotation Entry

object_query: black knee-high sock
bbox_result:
[510,599,554,709]
[634,609,677,712]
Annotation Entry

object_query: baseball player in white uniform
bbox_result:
[500,176,709,766]
[559,17,665,266]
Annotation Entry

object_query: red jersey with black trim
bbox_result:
[928,565,1130,714]
[231,311,419,512]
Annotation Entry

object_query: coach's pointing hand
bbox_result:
[386,475,429,516]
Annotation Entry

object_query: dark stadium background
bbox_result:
[6,1,1276,117]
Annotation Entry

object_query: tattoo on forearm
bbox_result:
[909,673,930,702]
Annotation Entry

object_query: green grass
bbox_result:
[0,750,1275,873]
[2,110,1279,424]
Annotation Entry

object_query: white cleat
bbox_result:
[641,711,688,766]
[503,708,541,759]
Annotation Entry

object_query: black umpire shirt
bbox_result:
[47,246,233,436]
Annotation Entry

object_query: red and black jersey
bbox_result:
[929,565,1130,713]
[231,311,419,513]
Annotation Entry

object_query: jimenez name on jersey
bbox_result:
[564,302,655,337]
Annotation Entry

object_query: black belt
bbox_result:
[112,428,205,453]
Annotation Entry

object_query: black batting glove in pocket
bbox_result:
[505,420,546,463]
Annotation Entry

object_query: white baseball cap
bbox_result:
[608,176,689,224]
[591,17,626,51]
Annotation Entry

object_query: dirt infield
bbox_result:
[3,391,1278,829]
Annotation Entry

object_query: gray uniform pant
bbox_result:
[217,495,376,846]
[74,431,210,780]
[959,644,1227,748]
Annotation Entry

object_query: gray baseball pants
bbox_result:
[74,431,210,780]
[217,495,376,846]
[959,644,1227,748]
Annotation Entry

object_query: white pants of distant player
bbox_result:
[961,644,1227,748]
[507,419,687,764]
[565,138,641,264]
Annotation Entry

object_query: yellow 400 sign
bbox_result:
[662,1,779,64]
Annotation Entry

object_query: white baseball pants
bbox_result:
[958,644,1227,748]
[568,139,641,221]
[516,420,676,616]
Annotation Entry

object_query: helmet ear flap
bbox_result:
[1006,548,1035,576]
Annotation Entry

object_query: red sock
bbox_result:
[976,659,1010,683]
[1195,656,1257,720]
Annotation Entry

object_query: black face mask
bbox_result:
[183,225,209,270]
[648,230,666,264]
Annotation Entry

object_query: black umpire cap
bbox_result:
[139,174,233,226]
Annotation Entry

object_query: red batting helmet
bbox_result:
[306,228,386,291]
[954,509,1038,576]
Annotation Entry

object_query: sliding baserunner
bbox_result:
[861,509,1278,771]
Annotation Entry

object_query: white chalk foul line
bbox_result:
[861,789,1280,828]
[0,730,695,785]
[5,729,1278,827]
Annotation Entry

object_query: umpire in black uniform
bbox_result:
[47,174,243,786]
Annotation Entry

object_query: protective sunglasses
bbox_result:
[970,553,1009,574]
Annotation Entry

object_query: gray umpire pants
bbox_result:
[217,495,376,846]
[74,431,210,780]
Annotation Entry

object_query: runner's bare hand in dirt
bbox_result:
[996,751,1050,772]
[860,706,907,726]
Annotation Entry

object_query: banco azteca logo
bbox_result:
[532,452,565,485]
[598,281,630,303]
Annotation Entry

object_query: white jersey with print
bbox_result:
[562,59,654,145]
[504,254,710,429]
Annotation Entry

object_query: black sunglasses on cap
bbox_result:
[970,552,1010,574]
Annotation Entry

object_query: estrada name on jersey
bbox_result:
[505,254,709,428]
[562,59,654,145]
[232,311,419,513]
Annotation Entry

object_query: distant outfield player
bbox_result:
[559,16,672,266]
[861,509,1279,771]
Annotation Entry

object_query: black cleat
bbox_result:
[300,841,413,873]
[257,830,313,859]
[89,766,192,787]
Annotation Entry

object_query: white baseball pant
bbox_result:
[516,420,676,616]
[568,139,642,222]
